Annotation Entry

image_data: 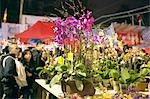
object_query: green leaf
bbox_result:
[103,70,110,78]
[78,71,86,77]
[75,63,84,70]
[38,69,45,78]
[55,65,62,72]
[75,80,83,91]
[121,68,130,83]
[49,74,62,87]
[130,74,140,83]
[38,68,48,78]
[36,67,44,71]
[109,69,120,80]
[61,65,68,71]
[97,70,103,74]
[139,68,150,76]
[55,65,67,72]
[119,78,125,84]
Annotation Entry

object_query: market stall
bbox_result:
[15,21,56,43]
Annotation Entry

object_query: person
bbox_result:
[1,43,20,99]
[31,41,45,99]
[0,56,4,98]
[0,46,9,98]
[41,49,50,67]
[21,49,36,99]
[31,40,45,77]
[2,46,9,54]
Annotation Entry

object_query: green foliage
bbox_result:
[139,67,150,77]
[55,64,68,72]
[49,74,62,87]
[109,69,120,80]
[36,66,55,78]
[120,68,130,84]
[75,80,84,91]
[36,45,150,91]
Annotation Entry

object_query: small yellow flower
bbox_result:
[102,92,112,99]
[123,53,131,61]
[147,61,150,67]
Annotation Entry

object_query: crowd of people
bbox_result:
[0,39,53,99]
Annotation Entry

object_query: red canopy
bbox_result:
[15,21,57,43]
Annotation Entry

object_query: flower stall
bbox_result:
[35,0,150,99]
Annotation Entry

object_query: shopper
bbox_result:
[31,41,45,77]
[1,44,20,99]
[21,49,36,99]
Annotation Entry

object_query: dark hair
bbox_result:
[21,49,36,74]
[8,37,17,44]
[2,46,9,54]
[22,49,34,63]
[18,47,22,53]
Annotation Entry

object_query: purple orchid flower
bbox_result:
[92,35,105,44]
[54,10,94,45]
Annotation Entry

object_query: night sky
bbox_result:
[0,0,150,27]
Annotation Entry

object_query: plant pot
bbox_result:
[61,80,96,96]
[135,82,148,91]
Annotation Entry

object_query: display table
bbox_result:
[35,79,150,99]
[35,79,117,98]
[145,76,150,79]
[139,92,150,95]
[35,79,64,98]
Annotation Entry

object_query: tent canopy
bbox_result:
[15,21,57,43]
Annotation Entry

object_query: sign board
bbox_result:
[2,23,27,40]
[21,15,59,26]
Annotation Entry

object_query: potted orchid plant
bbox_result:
[37,1,97,97]
[51,10,96,96]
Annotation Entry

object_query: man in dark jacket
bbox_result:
[0,54,7,98]
[31,41,45,76]
[0,46,10,98]
[31,41,45,99]
[1,44,20,99]
[0,55,4,98]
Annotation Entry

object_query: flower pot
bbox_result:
[61,80,96,96]
[135,82,148,91]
